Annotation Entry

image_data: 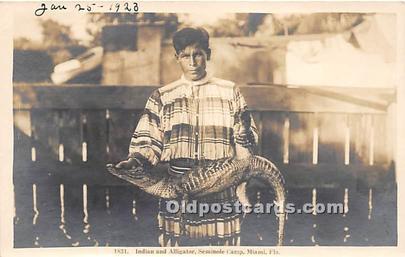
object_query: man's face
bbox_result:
[176,44,209,81]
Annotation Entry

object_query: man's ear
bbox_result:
[174,53,180,62]
[206,48,211,61]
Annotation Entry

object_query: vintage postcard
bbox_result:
[1,1,404,257]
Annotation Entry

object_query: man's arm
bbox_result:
[233,86,259,148]
[116,89,164,168]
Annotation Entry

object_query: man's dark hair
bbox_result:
[172,27,210,55]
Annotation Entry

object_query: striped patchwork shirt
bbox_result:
[128,74,259,166]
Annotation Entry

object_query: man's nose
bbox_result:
[189,55,196,66]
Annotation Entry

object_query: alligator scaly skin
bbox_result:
[107,155,286,246]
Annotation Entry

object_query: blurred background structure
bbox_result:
[13,13,396,87]
[13,12,397,247]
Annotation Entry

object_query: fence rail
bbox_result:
[13,84,396,188]
[14,83,394,112]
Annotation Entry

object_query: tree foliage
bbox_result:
[207,13,365,37]
[207,14,267,37]
[14,19,84,65]
[39,19,79,48]
[256,13,365,37]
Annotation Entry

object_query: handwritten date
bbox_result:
[34,2,139,16]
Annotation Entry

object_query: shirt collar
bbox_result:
[180,72,212,86]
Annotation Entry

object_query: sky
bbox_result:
[14,3,90,42]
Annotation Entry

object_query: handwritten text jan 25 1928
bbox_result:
[34,2,139,17]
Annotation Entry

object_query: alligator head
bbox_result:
[106,163,155,187]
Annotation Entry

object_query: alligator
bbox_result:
[106,120,287,246]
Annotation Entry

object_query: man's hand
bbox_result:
[239,108,252,129]
[235,107,251,130]
[114,158,142,169]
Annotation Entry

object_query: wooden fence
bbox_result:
[13,84,396,189]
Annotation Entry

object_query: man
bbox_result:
[115,27,258,246]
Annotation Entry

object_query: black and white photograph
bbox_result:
[1,1,404,256]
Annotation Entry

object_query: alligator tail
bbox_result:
[249,156,286,246]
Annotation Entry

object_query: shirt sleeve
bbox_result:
[128,89,164,166]
[233,86,259,148]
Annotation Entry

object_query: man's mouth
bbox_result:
[190,71,203,76]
